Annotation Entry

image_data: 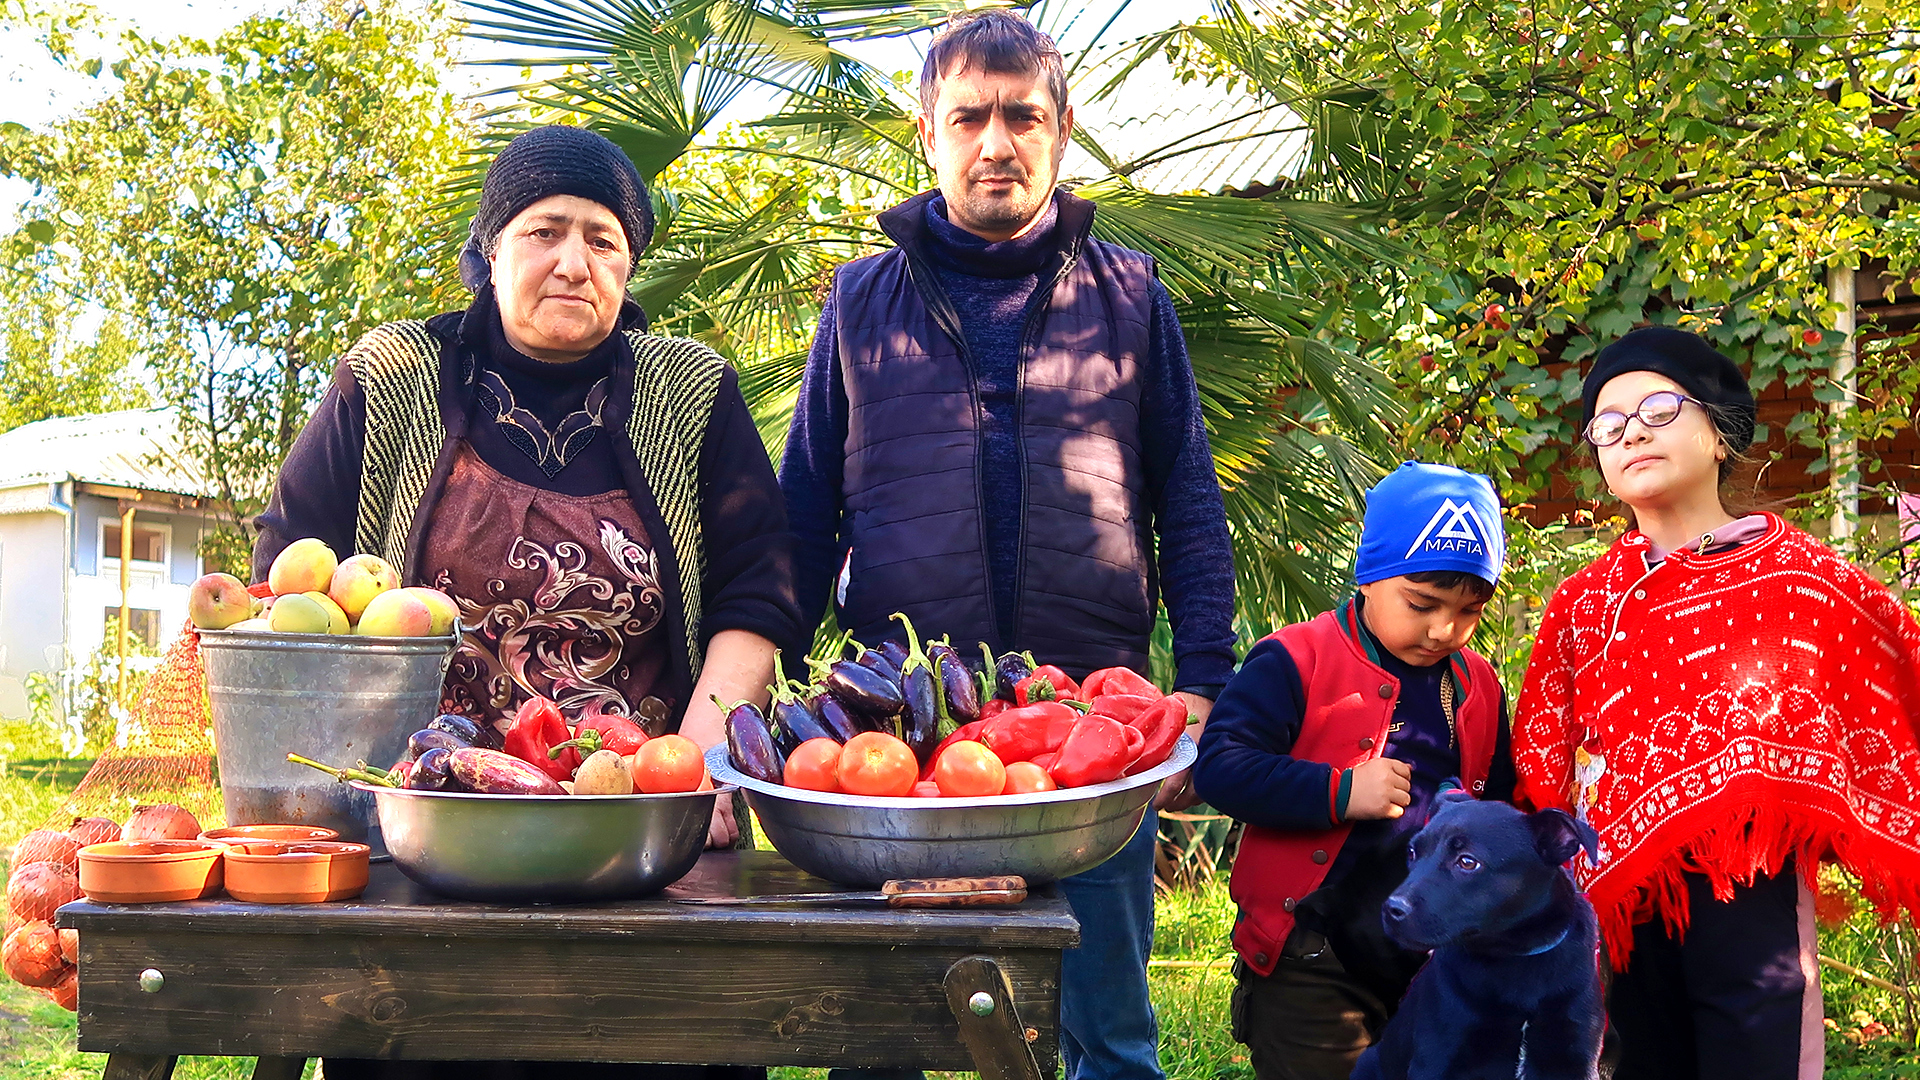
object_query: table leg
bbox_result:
[944,955,1046,1080]
[251,1057,308,1080]
[101,1054,178,1080]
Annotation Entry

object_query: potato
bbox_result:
[572,749,633,795]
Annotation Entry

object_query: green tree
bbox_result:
[462,0,1406,648]
[1176,0,1920,528]
[0,284,150,432]
[0,0,475,560]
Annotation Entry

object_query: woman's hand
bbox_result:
[682,628,778,848]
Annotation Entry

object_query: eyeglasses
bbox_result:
[1585,390,1701,447]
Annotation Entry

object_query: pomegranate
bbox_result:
[3,921,67,988]
[7,863,80,924]
[13,830,81,873]
[67,817,121,848]
[122,804,203,842]
[37,965,77,1010]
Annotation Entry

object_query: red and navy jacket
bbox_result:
[1193,599,1513,977]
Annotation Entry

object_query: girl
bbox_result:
[1512,326,1920,1080]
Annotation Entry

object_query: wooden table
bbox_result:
[57,851,1078,1080]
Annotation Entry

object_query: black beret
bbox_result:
[457,125,654,292]
[1580,327,1756,452]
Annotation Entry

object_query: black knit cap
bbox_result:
[457,125,655,292]
[1580,326,1756,452]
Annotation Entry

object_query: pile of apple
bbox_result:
[189,538,458,638]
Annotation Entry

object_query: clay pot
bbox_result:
[221,841,370,904]
[197,824,340,846]
[77,841,226,903]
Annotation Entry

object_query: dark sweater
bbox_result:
[1194,598,1516,1000]
[251,290,802,652]
[780,192,1239,694]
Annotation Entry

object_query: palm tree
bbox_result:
[457,0,1403,661]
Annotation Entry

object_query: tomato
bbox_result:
[933,740,1007,798]
[836,731,919,797]
[630,734,707,793]
[1001,761,1056,795]
[783,738,843,792]
[910,780,944,798]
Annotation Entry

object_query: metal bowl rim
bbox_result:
[349,781,736,802]
[705,735,1194,810]
[199,625,462,649]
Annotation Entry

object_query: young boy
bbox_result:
[1193,462,1516,1080]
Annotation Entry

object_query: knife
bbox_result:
[673,875,1027,908]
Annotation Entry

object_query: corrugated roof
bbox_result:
[1063,45,1309,195]
[0,409,218,499]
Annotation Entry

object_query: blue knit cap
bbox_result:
[1354,462,1506,588]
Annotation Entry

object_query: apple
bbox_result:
[302,591,351,635]
[267,537,338,597]
[268,592,333,634]
[228,618,271,631]
[329,554,399,621]
[356,589,434,637]
[187,572,252,630]
[402,587,460,636]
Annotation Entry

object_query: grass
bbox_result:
[1,743,1911,1078]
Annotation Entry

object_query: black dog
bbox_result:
[1351,791,1604,1080]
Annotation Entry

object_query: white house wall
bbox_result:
[0,500,70,719]
[65,493,217,673]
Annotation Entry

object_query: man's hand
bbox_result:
[1344,757,1412,820]
[708,793,740,849]
[1153,692,1213,811]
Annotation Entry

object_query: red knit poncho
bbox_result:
[1513,513,1920,967]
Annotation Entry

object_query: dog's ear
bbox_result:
[1527,808,1601,868]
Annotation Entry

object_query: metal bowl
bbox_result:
[352,781,728,903]
[705,736,1196,886]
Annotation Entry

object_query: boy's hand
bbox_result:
[1345,757,1413,820]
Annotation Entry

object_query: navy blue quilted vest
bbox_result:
[833,189,1157,676]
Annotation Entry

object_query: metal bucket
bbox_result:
[200,626,457,844]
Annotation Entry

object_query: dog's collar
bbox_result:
[1513,926,1571,956]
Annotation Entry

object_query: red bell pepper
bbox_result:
[504,696,577,781]
[979,699,1011,722]
[1048,716,1132,788]
[1122,724,1145,761]
[921,718,991,780]
[1015,665,1081,705]
[1088,693,1157,726]
[1081,666,1157,701]
[1029,752,1058,771]
[982,702,1079,763]
[553,712,650,758]
[1123,695,1190,776]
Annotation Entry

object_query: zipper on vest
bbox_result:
[1007,249,1081,646]
[904,250,1005,640]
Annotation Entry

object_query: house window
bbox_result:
[102,522,168,565]
[105,607,163,650]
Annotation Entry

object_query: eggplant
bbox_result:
[814,657,905,725]
[975,643,999,708]
[407,727,471,760]
[721,696,783,784]
[877,639,910,674]
[447,747,565,795]
[810,691,863,741]
[428,713,489,748]
[854,647,901,683]
[767,651,836,748]
[890,612,941,766]
[407,746,455,790]
[930,641,981,733]
[994,650,1037,702]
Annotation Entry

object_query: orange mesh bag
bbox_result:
[3,589,258,1008]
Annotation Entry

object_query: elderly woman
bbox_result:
[254,125,799,857]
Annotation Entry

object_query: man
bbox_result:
[780,12,1238,1080]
